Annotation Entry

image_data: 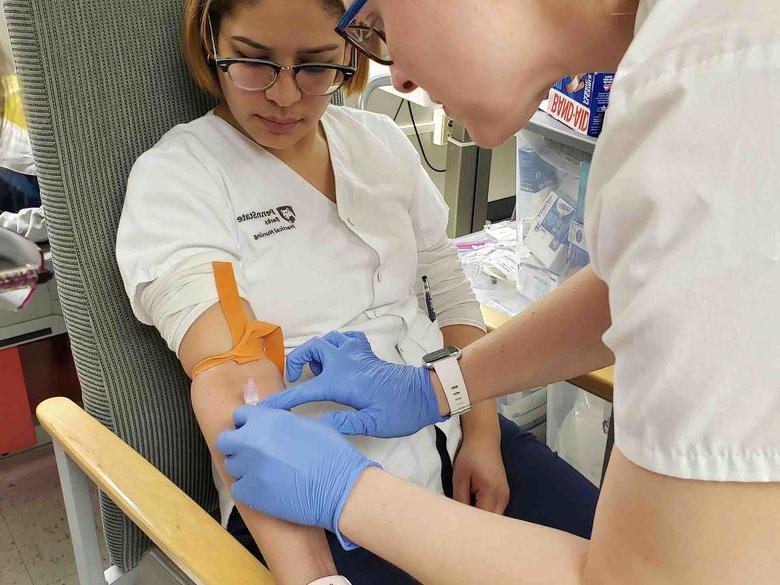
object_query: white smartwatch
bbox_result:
[307,577,352,585]
[422,346,471,416]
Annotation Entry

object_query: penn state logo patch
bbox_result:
[277,205,296,224]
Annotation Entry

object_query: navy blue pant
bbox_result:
[0,168,40,213]
[227,416,598,584]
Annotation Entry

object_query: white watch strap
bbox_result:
[432,355,471,416]
[307,577,352,585]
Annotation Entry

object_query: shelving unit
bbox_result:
[525,110,598,154]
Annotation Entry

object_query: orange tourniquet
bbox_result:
[192,262,285,378]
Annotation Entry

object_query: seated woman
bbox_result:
[115,0,598,583]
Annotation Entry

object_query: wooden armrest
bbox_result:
[480,306,614,403]
[566,368,613,403]
[36,397,273,584]
[480,305,515,333]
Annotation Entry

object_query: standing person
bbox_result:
[217,1,780,584]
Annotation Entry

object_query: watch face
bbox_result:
[423,346,460,364]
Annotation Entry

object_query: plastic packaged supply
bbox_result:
[498,387,547,442]
[524,190,575,275]
[515,245,556,303]
[515,130,589,245]
[481,248,519,283]
[556,391,611,486]
[515,132,557,241]
[456,238,531,316]
[559,161,592,283]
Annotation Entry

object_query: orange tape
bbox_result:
[192,262,285,378]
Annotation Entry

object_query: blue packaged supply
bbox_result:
[517,141,558,194]
[547,73,614,137]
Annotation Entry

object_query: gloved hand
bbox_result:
[216,405,379,550]
[262,331,446,438]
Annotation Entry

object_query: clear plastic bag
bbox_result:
[548,382,611,487]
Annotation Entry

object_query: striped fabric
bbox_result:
[3,0,346,571]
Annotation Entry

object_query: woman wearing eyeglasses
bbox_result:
[216,0,780,584]
[115,0,600,584]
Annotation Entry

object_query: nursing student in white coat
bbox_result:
[216,0,780,584]
[115,0,598,584]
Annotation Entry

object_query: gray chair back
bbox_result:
[4,0,343,571]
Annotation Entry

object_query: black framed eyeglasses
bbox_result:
[336,0,393,66]
[208,16,356,96]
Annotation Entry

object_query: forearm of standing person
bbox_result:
[440,324,497,432]
[340,467,589,585]
[431,266,614,414]
[329,294,602,582]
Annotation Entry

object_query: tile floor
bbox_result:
[0,445,107,585]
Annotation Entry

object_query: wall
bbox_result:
[348,79,516,219]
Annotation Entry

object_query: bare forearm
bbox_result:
[341,468,588,585]
[434,266,613,412]
[191,359,336,584]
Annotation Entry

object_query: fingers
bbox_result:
[319,410,378,436]
[216,428,241,456]
[285,336,333,382]
[285,331,370,382]
[452,467,472,505]
[342,331,369,345]
[223,453,244,480]
[232,404,256,428]
[495,489,510,515]
[262,377,332,410]
[474,486,510,514]
[321,331,351,348]
[230,477,256,510]
[474,491,498,513]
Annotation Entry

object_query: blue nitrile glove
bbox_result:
[262,330,446,438]
[216,405,379,550]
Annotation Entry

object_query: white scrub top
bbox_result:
[586,0,780,481]
[116,105,485,523]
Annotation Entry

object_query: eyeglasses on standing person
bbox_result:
[336,0,392,65]
[208,15,357,95]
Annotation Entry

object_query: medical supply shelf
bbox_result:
[480,305,613,403]
[443,109,597,238]
[525,110,597,155]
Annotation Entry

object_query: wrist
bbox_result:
[460,401,500,441]
[428,369,451,417]
[461,425,501,449]
[332,460,381,551]
[338,466,384,548]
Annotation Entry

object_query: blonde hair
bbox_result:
[182,0,369,98]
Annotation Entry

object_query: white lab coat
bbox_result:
[116,105,485,523]
[586,0,780,481]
